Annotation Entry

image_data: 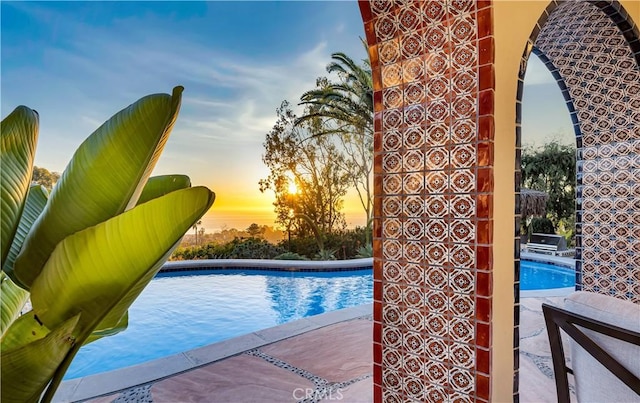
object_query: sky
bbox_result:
[1,1,573,233]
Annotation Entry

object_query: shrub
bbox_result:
[530,217,555,234]
[356,244,373,258]
[315,249,337,261]
[229,238,284,259]
[274,252,309,260]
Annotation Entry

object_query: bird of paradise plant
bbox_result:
[0,86,215,402]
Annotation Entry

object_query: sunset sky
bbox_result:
[1,1,572,233]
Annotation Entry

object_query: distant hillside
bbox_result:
[181,224,285,247]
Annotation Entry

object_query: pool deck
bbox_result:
[55,293,576,402]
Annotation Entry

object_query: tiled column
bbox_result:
[360,1,495,401]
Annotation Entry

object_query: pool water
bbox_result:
[65,269,373,379]
[520,260,575,290]
[66,260,573,379]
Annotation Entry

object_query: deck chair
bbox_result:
[542,291,640,403]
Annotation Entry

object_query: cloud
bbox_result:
[1,1,369,229]
[2,2,348,165]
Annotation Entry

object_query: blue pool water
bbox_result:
[520,260,575,290]
[65,269,373,379]
[66,260,573,379]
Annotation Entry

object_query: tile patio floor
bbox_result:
[75,296,573,403]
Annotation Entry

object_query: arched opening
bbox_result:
[362,0,638,400]
[514,0,640,399]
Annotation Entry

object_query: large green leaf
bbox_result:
[136,174,191,205]
[0,273,29,338]
[1,310,52,352]
[3,185,48,279]
[84,312,128,345]
[87,173,190,340]
[13,86,184,289]
[0,106,39,267]
[30,186,214,338]
[0,314,79,403]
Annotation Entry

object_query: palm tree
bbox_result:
[192,220,202,245]
[296,51,374,237]
[296,51,373,139]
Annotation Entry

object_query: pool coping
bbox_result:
[53,303,373,403]
[160,257,374,273]
[520,252,576,298]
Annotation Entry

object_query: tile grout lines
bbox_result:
[245,349,372,403]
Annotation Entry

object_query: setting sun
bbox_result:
[287,180,298,195]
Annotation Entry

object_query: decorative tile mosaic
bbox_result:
[521,0,640,304]
[362,0,494,401]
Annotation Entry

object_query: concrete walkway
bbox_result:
[57,297,574,403]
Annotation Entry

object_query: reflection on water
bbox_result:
[265,271,373,323]
[65,268,372,379]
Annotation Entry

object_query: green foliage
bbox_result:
[530,217,555,234]
[356,243,373,258]
[171,242,234,260]
[521,140,576,231]
[172,227,372,261]
[273,252,309,261]
[246,223,266,238]
[31,166,60,191]
[278,226,370,260]
[315,249,337,261]
[229,238,284,259]
[172,237,285,260]
[296,51,374,227]
[0,87,214,401]
[259,101,349,237]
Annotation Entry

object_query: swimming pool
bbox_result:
[520,259,575,290]
[65,259,573,379]
[65,269,373,379]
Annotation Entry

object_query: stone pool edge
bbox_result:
[160,257,374,273]
[54,303,373,402]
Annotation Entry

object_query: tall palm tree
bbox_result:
[192,220,202,245]
[296,52,373,139]
[296,51,374,239]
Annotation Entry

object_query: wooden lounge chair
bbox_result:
[542,292,640,402]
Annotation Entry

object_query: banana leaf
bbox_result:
[0,106,39,267]
[87,174,191,341]
[2,311,54,351]
[30,186,214,337]
[137,174,191,205]
[0,273,29,338]
[84,312,128,345]
[1,314,79,403]
[4,185,48,279]
[14,86,183,289]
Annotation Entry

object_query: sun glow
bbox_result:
[287,180,298,195]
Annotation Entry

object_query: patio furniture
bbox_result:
[542,291,640,403]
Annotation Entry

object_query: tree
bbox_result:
[296,52,373,231]
[246,223,265,238]
[32,166,60,190]
[192,220,202,245]
[259,101,349,239]
[521,140,576,231]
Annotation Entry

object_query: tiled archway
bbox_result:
[516,0,640,303]
[361,0,639,401]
